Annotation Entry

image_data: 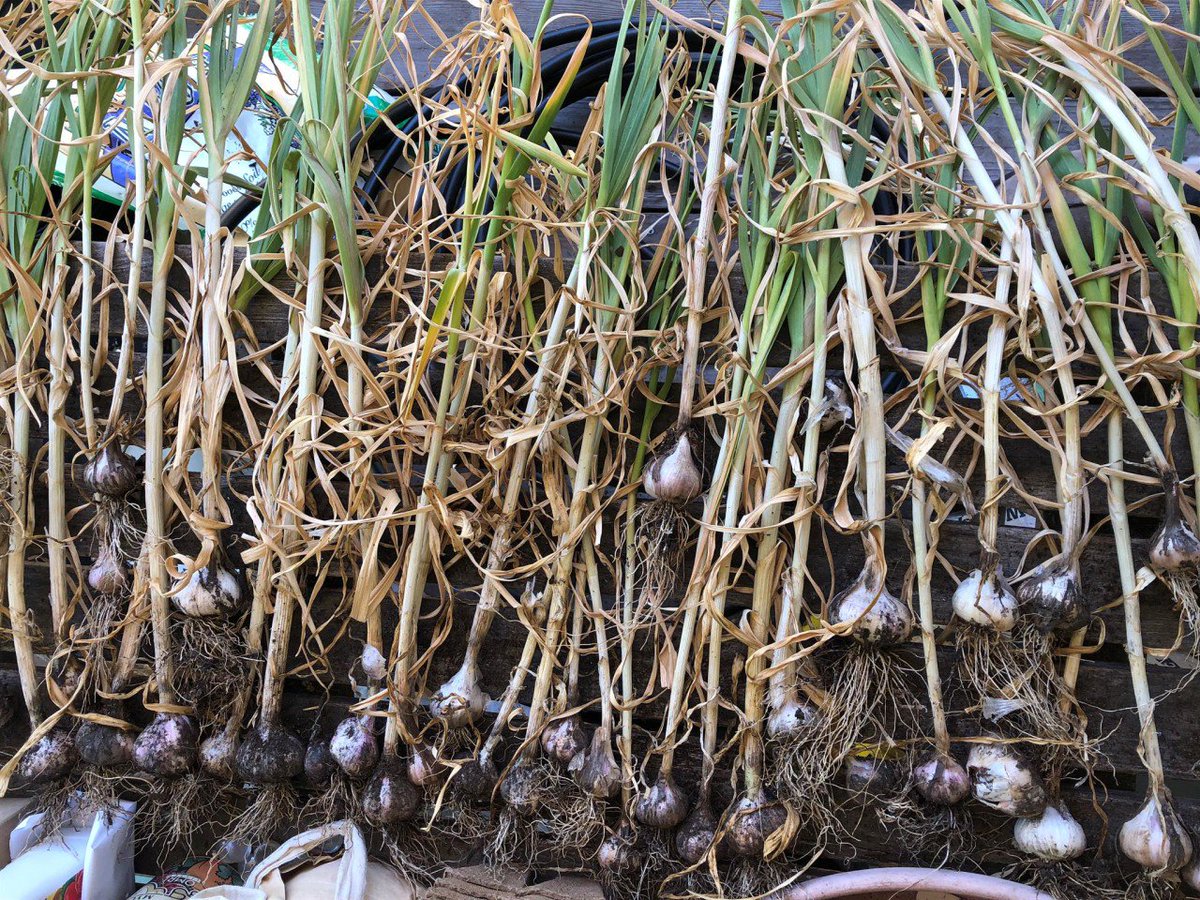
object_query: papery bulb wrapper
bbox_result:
[967,742,1048,818]
[953,568,1018,632]
[84,444,139,497]
[1119,787,1193,873]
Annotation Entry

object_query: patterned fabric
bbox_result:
[126,859,242,899]
[46,871,83,900]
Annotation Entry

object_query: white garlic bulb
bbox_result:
[644,431,702,506]
[173,563,243,618]
[430,661,489,728]
[361,644,387,681]
[1014,802,1086,861]
[966,742,1048,818]
[1119,787,1193,874]
[953,568,1018,632]
[831,564,913,647]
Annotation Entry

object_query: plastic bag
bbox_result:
[0,800,135,900]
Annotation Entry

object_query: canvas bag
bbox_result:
[193,820,414,900]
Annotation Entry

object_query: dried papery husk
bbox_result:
[83,444,139,498]
[541,714,586,766]
[676,796,721,865]
[1018,558,1087,633]
[1014,802,1087,861]
[1119,787,1193,874]
[87,548,129,596]
[329,714,379,778]
[198,730,239,781]
[430,660,488,728]
[363,752,420,827]
[597,818,645,878]
[133,713,198,778]
[953,568,1019,632]
[634,771,690,829]
[723,792,790,859]
[235,724,304,784]
[886,426,975,517]
[17,730,79,784]
[843,755,905,796]
[303,733,336,788]
[912,752,970,806]
[361,644,387,682]
[643,429,702,506]
[75,708,134,769]
[966,742,1048,818]
[568,726,620,799]
[831,563,913,647]
[819,377,853,432]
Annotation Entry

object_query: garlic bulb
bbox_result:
[844,755,904,795]
[1183,854,1200,892]
[953,568,1018,632]
[500,758,541,817]
[361,644,387,681]
[912,752,970,806]
[1150,473,1200,572]
[133,713,198,777]
[407,742,442,788]
[676,797,719,864]
[634,771,689,829]
[173,560,243,618]
[304,734,336,788]
[831,564,913,647]
[430,661,488,728]
[724,792,789,859]
[1014,802,1086,861]
[329,714,379,777]
[198,731,239,781]
[87,549,129,596]
[569,727,620,799]
[766,694,818,740]
[644,431,702,506]
[83,444,139,497]
[597,819,644,877]
[363,754,420,826]
[966,742,1048,818]
[541,715,586,766]
[1017,559,1086,632]
[235,724,305,784]
[1119,787,1193,874]
[17,730,78,784]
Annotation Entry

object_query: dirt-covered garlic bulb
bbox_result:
[542,715,586,766]
[1018,559,1086,632]
[304,734,336,788]
[634,771,689,829]
[912,752,970,806]
[597,819,644,877]
[831,563,913,646]
[76,711,134,769]
[953,568,1018,632]
[676,797,720,864]
[724,792,789,858]
[235,724,305,784]
[84,444,139,497]
[198,731,239,780]
[844,755,904,795]
[1119,787,1193,874]
[643,430,702,506]
[133,713,198,777]
[1014,802,1086,861]
[362,754,420,827]
[1150,472,1200,572]
[766,693,817,740]
[966,742,1048,818]
[17,730,79,783]
[499,757,542,817]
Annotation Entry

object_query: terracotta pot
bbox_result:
[782,866,1052,900]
